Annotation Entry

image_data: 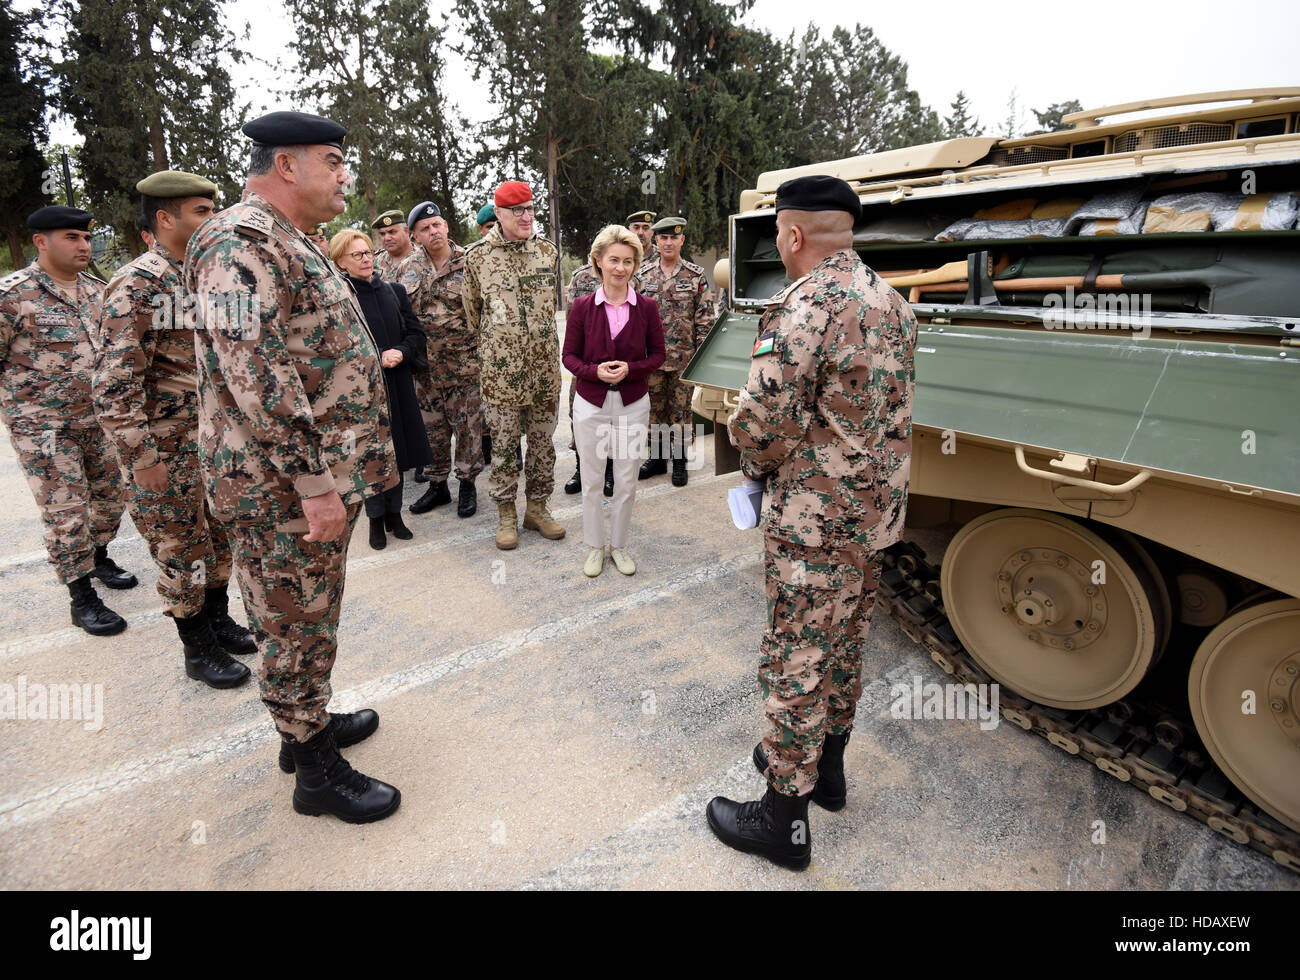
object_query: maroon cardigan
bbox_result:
[563,290,666,407]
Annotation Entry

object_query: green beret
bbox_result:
[371,209,406,229]
[626,210,656,225]
[651,216,686,235]
[476,204,497,225]
[27,206,95,232]
[136,170,218,199]
[242,110,346,150]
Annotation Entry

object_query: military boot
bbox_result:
[638,431,667,479]
[671,446,688,487]
[412,466,430,484]
[68,575,127,637]
[90,545,138,590]
[706,784,811,870]
[203,584,257,656]
[496,502,518,550]
[522,499,565,540]
[278,709,380,773]
[368,516,387,550]
[564,453,582,494]
[457,479,477,518]
[752,731,849,811]
[482,432,492,467]
[385,511,413,539]
[410,480,451,514]
[176,613,250,689]
[288,725,401,824]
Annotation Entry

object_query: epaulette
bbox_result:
[0,268,34,294]
[464,237,490,254]
[233,206,275,238]
[683,260,705,277]
[134,251,171,280]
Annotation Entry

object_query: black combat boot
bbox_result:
[203,584,257,656]
[603,457,614,497]
[638,432,667,479]
[288,724,401,823]
[753,731,849,811]
[564,453,582,494]
[671,446,688,487]
[176,613,250,689]
[457,479,477,518]
[412,466,430,484]
[278,709,380,773]
[384,511,413,540]
[68,575,127,636]
[516,444,524,470]
[90,545,138,589]
[368,516,387,550]
[410,480,451,514]
[482,432,492,467]
[706,784,811,870]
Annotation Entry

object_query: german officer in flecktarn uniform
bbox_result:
[0,206,138,637]
[95,170,256,691]
[707,175,917,869]
[185,111,401,823]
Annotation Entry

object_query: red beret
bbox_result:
[494,181,533,207]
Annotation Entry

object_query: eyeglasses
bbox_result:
[502,204,535,218]
[345,250,371,261]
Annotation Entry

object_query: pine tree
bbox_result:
[0,0,49,269]
[1026,100,1083,136]
[945,91,980,138]
[1002,89,1020,139]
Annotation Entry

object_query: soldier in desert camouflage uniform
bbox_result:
[707,176,916,870]
[185,111,400,824]
[0,206,137,637]
[371,209,411,281]
[463,180,566,550]
[636,216,713,487]
[401,201,483,519]
[626,210,658,266]
[95,170,256,691]
[562,253,612,497]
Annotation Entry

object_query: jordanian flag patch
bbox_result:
[752,332,775,357]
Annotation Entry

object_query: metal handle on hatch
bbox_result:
[1014,446,1151,494]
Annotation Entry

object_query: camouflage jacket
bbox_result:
[728,249,916,552]
[636,256,714,372]
[399,242,476,386]
[462,226,560,406]
[184,191,397,527]
[565,264,600,307]
[374,247,411,283]
[94,242,200,471]
[0,262,105,434]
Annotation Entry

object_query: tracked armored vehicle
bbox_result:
[685,90,1300,869]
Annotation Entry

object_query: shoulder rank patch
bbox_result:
[235,207,275,236]
[137,251,170,278]
[752,331,775,357]
[0,268,33,294]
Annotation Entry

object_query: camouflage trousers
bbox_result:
[125,446,233,618]
[647,369,695,451]
[6,423,126,585]
[226,504,361,743]
[417,377,484,483]
[758,535,883,798]
[483,399,558,504]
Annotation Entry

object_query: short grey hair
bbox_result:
[248,144,306,178]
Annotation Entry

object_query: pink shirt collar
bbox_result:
[594,285,638,306]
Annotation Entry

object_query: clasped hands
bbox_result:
[596,360,628,385]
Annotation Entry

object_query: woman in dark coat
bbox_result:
[330,230,435,550]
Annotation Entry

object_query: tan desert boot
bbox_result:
[496,502,519,550]
[522,499,566,540]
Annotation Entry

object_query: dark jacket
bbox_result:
[562,290,666,408]
[348,274,434,472]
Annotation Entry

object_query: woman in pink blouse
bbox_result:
[562,225,666,577]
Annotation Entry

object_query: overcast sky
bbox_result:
[49,0,1300,149]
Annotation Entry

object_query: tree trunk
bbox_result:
[5,225,25,270]
[136,10,168,170]
[547,130,561,304]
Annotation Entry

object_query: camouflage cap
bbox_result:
[136,170,218,199]
[371,209,406,229]
[27,205,95,232]
[626,210,656,225]
[476,204,497,225]
[651,216,686,235]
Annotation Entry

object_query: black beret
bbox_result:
[242,111,346,150]
[774,175,862,220]
[407,201,441,227]
[27,206,95,232]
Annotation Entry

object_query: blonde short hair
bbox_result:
[329,229,373,267]
[589,224,642,271]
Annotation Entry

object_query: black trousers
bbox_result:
[364,472,404,518]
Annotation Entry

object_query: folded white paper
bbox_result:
[728,480,766,530]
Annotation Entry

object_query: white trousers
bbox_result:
[572,389,650,549]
